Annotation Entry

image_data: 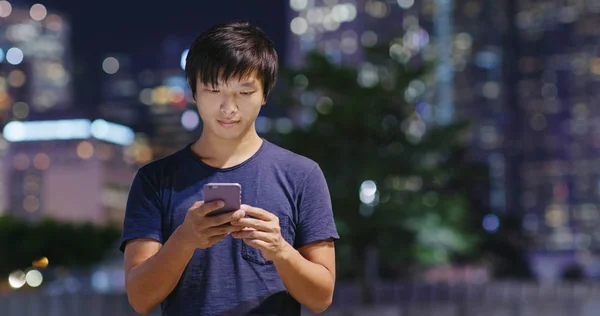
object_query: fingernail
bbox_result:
[240,204,248,210]
[218,201,225,207]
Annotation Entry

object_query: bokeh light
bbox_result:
[29,3,47,21]
[361,31,378,47]
[8,70,26,88]
[181,110,199,131]
[359,180,377,205]
[398,0,415,9]
[290,17,308,35]
[0,0,12,18]
[45,13,63,31]
[102,57,119,74]
[12,102,29,119]
[13,153,30,170]
[25,269,43,287]
[32,257,49,269]
[8,270,26,289]
[33,153,50,170]
[6,47,24,65]
[482,214,500,232]
[23,195,40,212]
[76,141,94,159]
[180,49,188,70]
[290,0,307,11]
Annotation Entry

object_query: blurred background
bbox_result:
[1,0,599,315]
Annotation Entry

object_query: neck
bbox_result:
[192,125,262,167]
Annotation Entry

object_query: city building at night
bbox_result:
[510,0,600,278]
[0,1,72,125]
[2,118,137,224]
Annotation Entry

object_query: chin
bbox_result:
[208,125,247,140]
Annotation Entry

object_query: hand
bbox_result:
[178,200,246,249]
[230,205,292,262]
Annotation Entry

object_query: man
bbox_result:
[120,21,339,316]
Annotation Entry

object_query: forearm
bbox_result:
[126,227,196,314]
[273,244,335,313]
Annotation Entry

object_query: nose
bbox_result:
[220,95,238,116]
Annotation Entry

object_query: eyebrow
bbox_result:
[203,80,257,88]
[238,81,256,88]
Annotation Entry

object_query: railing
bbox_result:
[2,281,600,316]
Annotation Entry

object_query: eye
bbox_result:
[204,88,220,93]
[240,91,256,96]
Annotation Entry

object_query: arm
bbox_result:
[124,230,194,314]
[123,228,195,314]
[273,240,336,313]
[282,164,339,312]
[121,171,190,314]
[232,164,339,313]
[123,201,246,314]
[231,207,337,314]
[122,172,246,315]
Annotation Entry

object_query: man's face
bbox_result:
[195,73,265,140]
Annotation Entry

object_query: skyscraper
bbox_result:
[513,0,600,253]
[0,2,74,215]
[450,0,510,216]
[0,2,72,125]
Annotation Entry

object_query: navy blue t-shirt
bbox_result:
[119,139,339,316]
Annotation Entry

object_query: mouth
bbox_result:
[217,120,240,128]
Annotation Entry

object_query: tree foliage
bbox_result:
[0,215,121,275]
[269,47,489,281]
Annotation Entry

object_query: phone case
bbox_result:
[202,183,242,217]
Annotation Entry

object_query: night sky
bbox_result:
[12,0,287,107]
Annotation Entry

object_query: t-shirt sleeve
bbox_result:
[119,169,164,252]
[294,164,340,249]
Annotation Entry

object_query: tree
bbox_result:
[0,214,121,276]
[269,46,488,302]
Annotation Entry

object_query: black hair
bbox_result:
[185,20,279,100]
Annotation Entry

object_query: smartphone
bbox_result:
[202,183,242,217]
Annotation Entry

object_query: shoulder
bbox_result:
[262,139,320,175]
[135,146,189,183]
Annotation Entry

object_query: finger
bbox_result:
[204,224,244,237]
[188,201,205,211]
[232,226,256,234]
[240,205,275,221]
[231,217,271,231]
[195,200,226,217]
[207,233,228,244]
[232,230,270,240]
[205,210,246,228]
[242,238,269,250]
